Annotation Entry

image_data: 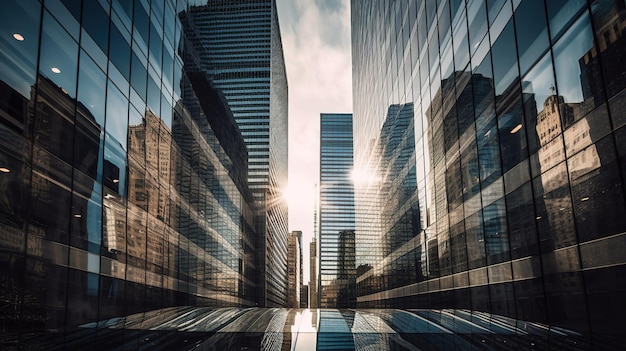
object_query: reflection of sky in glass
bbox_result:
[106,81,129,150]
[0,1,40,97]
[40,11,78,97]
[78,50,106,126]
[522,53,555,114]
[553,14,593,104]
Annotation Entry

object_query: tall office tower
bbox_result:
[287,230,303,308]
[180,0,289,307]
[309,237,318,308]
[0,0,261,346]
[319,113,356,308]
[300,284,309,308]
[352,0,626,345]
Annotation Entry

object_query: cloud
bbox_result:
[276,0,352,283]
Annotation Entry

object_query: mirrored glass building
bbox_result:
[0,0,287,346]
[352,0,626,346]
[179,0,290,307]
[319,113,356,308]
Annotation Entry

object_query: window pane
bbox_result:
[0,0,41,98]
[461,141,481,201]
[40,11,78,98]
[82,0,110,54]
[514,0,550,75]
[591,0,626,98]
[476,106,502,186]
[468,0,487,55]
[484,199,509,265]
[506,182,538,259]
[106,80,129,150]
[473,53,495,117]
[131,52,147,101]
[521,53,558,155]
[133,0,150,47]
[546,0,587,41]
[466,210,486,269]
[103,140,127,196]
[498,92,527,172]
[553,13,606,124]
[78,51,106,128]
[533,162,576,251]
[110,24,131,79]
[491,19,518,95]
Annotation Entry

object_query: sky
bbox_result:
[275,0,352,283]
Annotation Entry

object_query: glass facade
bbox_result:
[180,0,289,307]
[352,0,626,346]
[319,113,356,308]
[0,0,268,346]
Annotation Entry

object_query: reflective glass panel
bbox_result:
[39,11,79,98]
[553,13,605,124]
[82,0,110,54]
[491,19,518,95]
[546,0,587,41]
[78,50,107,127]
[0,0,41,98]
[106,80,129,150]
[591,0,626,98]
[514,0,549,75]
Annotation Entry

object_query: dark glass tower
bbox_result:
[0,0,263,346]
[352,0,626,346]
[319,113,356,308]
[179,0,289,307]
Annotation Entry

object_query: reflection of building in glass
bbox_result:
[352,0,626,345]
[336,230,356,308]
[356,103,422,305]
[0,0,263,345]
[316,310,355,350]
[287,230,302,308]
[179,0,289,307]
[319,113,355,308]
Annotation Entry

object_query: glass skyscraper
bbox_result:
[352,0,626,345]
[319,113,356,308]
[0,0,278,346]
[179,0,289,307]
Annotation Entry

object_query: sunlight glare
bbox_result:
[351,167,380,186]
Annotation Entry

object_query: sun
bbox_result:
[281,181,316,213]
[281,183,299,208]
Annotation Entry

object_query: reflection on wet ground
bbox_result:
[11,307,620,350]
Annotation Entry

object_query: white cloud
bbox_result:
[276,0,352,284]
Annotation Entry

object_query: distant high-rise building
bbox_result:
[319,113,356,308]
[300,285,309,308]
[351,0,626,345]
[180,0,289,307]
[287,230,303,308]
[309,237,318,308]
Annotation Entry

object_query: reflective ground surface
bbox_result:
[6,307,622,350]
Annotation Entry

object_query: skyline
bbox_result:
[1,0,625,348]
[276,0,352,284]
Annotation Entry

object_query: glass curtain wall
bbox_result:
[177,1,289,307]
[351,0,626,345]
[0,0,260,347]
